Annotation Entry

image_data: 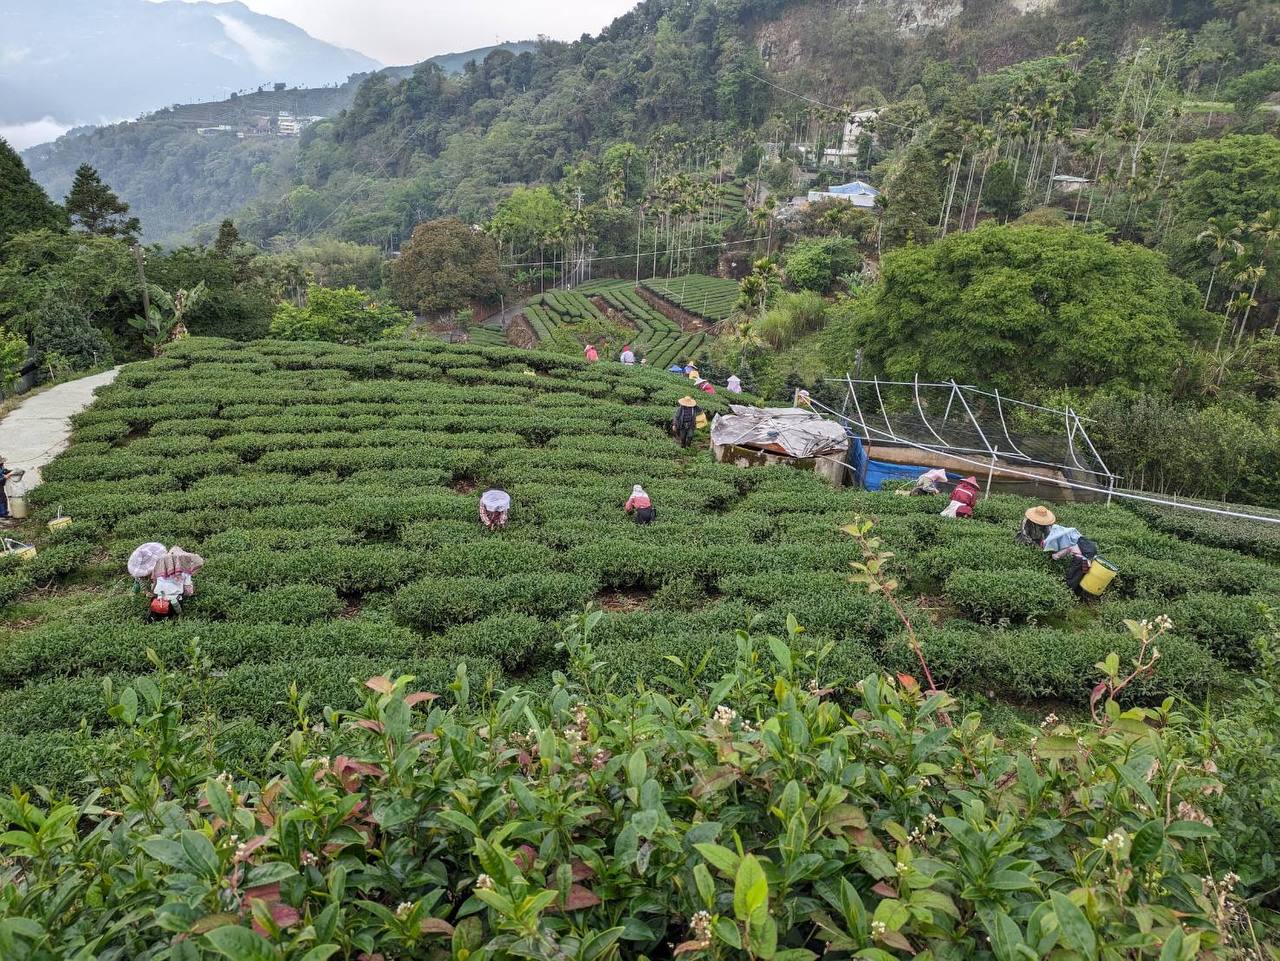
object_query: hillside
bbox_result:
[19,41,543,245]
[3,336,1272,790]
[19,0,1256,246]
[0,0,379,148]
[0,337,1275,951]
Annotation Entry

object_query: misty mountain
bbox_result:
[1,0,380,145]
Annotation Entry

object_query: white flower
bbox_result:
[396,900,413,919]
[690,910,712,940]
[1102,830,1128,853]
[476,873,496,891]
[871,920,887,937]
[1155,614,1173,631]
[713,704,738,726]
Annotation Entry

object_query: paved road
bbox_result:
[0,367,121,487]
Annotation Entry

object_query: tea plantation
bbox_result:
[523,284,707,366]
[0,337,1277,793]
[642,274,740,321]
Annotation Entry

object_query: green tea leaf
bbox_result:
[733,854,769,923]
[1050,891,1096,959]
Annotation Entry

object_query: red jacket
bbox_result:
[950,480,980,516]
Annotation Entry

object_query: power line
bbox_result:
[294,120,428,244]
[500,234,769,270]
[744,71,921,135]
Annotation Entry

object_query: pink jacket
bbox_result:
[624,494,652,512]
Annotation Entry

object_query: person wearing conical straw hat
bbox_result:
[1017,505,1056,546]
[672,395,700,448]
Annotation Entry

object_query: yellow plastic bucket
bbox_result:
[2,539,37,562]
[1079,557,1118,597]
[6,492,28,519]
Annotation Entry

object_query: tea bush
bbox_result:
[4,335,1278,802]
[0,618,1257,958]
[943,568,1075,623]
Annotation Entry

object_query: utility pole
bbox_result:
[133,245,150,319]
[573,187,585,287]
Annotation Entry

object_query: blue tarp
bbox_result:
[850,438,960,491]
[827,180,878,198]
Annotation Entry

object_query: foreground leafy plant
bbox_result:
[0,611,1262,959]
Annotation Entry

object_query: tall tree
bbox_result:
[824,223,1210,394]
[982,159,1024,222]
[213,219,241,256]
[0,138,65,247]
[65,164,141,241]
[388,218,503,316]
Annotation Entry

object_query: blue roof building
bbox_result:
[807,180,880,208]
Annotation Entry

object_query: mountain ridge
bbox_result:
[0,0,381,147]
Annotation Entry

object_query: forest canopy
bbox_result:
[824,224,1211,394]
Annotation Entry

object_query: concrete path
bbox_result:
[0,367,122,487]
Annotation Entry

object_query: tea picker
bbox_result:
[0,459,28,521]
[908,468,948,497]
[128,542,205,619]
[624,484,656,525]
[940,476,981,518]
[1015,505,1118,598]
[479,489,511,531]
[672,396,700,448]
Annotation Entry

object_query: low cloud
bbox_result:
[0,117,72,151]
[215,13,285,71]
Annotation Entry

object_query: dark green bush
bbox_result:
[437,613,557,672]
[234,584,345,624]
[944,568,1075,623]
[891,625,1221,703]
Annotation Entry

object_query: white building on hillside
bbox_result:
[823,108,880,166]
[277,113,324,136]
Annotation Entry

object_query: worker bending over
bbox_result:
[1016,506,1056,546]
[128,543,204,619]
[624,484,656,525]
[940,476,981,518]
[479,489,511,531]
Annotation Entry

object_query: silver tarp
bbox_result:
[711,406,849,459]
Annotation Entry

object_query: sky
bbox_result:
[174,0,638,65]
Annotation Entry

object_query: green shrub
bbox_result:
[944,568,1075,623]
[0,569,33,608]
[1102,592,1272,668]
[234,584,344,624]
[24,539,95,584]
[437,613,557,671]
[893,625,1221,703]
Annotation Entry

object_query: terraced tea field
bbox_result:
[1,338,1275,792]
[642,273,740,321]
[525,283,706,367]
